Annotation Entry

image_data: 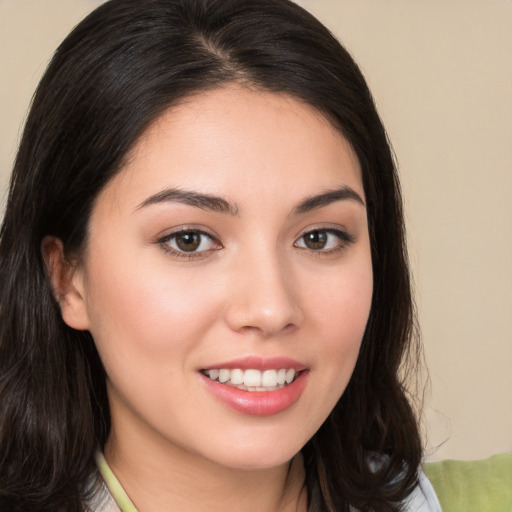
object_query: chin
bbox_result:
[212,450,300,472]
[196,429,308,471]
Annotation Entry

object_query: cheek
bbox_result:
[311,254,373,338]
[83,262,228,427]
[305,253,373,383]
[287,255,372,442]
[82,255,224,371]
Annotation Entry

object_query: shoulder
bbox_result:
[84,480,121,512]
[366,453,442,511]
[401,468,442,512]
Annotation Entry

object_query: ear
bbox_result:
[41,236,90,330]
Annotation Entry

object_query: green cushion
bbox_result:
[424,453,512,512]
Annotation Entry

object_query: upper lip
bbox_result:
[201,356,307,372]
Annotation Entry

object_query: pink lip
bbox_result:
[200,369,309,416]
[201,356,307,371]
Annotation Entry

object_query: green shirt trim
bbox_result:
[95,451,139,512]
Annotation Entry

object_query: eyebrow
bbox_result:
[291,186,366,215]
[136,187,239,215]
[136,185,364,216]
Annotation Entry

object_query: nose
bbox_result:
[224,250,304,337]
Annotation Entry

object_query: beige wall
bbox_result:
[1,0,511,461]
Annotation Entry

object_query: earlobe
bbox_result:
[41,236,90,330]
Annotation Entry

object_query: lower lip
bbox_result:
[200,371,308,416]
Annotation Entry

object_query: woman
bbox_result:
[0,0,440,510]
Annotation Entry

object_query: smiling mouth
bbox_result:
[201,368,300,392]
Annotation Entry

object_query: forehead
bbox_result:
[101,86,364,212]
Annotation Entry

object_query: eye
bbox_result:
[160,229,220,256]
[294,228,354,252]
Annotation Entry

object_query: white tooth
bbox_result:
[209,369,219,380]
[219,369,230,383]
[277,369,287,385]
[285,369,296,384]
[230,369,244,385]
[243,369,262,387]
[262,369,278,387]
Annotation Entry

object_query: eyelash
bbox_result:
[158,228,220,260]
[294,228,355,255]
[158,227,355,260]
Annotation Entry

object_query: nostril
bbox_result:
[237,321,298,338]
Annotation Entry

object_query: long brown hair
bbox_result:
[0,1,422,510]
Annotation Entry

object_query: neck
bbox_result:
[104,429,307,512]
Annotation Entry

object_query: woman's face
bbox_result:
[64,86,373,470]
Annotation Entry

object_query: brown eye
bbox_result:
[163,230,218,255]
[175,231,201,252]
[295,228,354,253]
[302,230,328,250]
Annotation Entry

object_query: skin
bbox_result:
[45,86,373,512]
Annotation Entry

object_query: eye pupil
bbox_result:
[176,232,201,252]
[304,230,327,249]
